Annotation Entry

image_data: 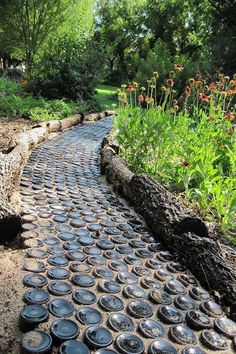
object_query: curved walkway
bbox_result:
[19,118,235,353]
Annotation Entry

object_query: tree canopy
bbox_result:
[0,0,235,85]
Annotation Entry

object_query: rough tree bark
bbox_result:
[0,111,114,242]
[129,174,208,239]
[0,132,31,241]
[170,232,236,319]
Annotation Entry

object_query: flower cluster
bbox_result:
[117,66,236,126]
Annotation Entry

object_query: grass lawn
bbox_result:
[95,84,117,110]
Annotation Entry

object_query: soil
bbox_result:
[0,116,32,150]
[0,239,25,354]
[0,117,31,353]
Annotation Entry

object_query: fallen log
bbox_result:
[101,136,208,239]
[170,232,236,320]
[0,133,30,241]
[129,174,208,239]
[106,156,134,196]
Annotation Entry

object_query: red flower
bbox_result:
[185,86,191,96]
[224,113,235,121]
[126,85,135,93]
[166,79,174,87]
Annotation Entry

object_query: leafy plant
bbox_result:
[29,35,104,101]
[0,77,76,120]
[115,68,236,237]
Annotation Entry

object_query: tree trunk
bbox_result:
[170,232,236,320]
[129,174,209,239]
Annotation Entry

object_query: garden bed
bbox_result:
[101,129,236,319]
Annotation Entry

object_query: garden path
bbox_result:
[19,118,236,353]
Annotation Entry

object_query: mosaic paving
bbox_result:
[19,118,236,353]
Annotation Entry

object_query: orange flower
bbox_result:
[224,113,235,121]
[166,79,174,87]
[145,96,154,104]
[208,82,217,90]
[194,80,202,87]
[174,64,184,72]
[138,95,144,103]
[230,80,236,87]
[126,85,135,93]
[226,129,233,136]
[172,99,178,106]
[199,93,210,103]
[225,89,236,96]
[20,79,28,85]
[185,86,191,96]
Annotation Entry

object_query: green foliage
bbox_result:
[95,85,117,110]
[115,107,236,235]
[115,67,236,237]
[94,0,235,86]
[0,77,76,121]
[95,0,147,84]
[29,35,103,101]
[134,43,209,94]
[0,77,24,96]
[0,0,70,77]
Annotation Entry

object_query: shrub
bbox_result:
[0,77,76,121]
[133,41,210,95]
[29,36,104,101]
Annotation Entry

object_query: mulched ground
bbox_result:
[0,117,33,353]
[0,117,32,150]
